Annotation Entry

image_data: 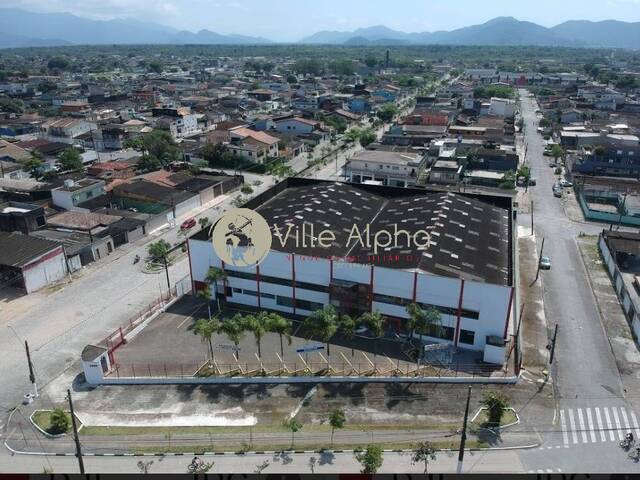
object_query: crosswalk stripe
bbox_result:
[586,408,597,443]
[612,407,624,441]
[630,411,640,439]
[577,409,589,443]
[560,410,569,446]
[621,408,632,439]
[604,407,616,441]
[595,407,607,442]
[568,409,579,444]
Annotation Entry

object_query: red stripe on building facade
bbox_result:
[256,265,261,309]
[220,260,227,300]
[369,265,375,313]
[503,286,515,339]
[454,279,465,346]
[412,271,418,303]
[291,254,296,315]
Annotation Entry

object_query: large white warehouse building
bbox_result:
[188,179,516,357]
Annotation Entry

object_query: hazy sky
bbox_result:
[4,0,640,41]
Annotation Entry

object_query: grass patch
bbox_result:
[80,422,459,437]
[32,410,74,435]
[471,409,517,429]
[131,439,488,455]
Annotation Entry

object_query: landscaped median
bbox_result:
[30,409,82,438]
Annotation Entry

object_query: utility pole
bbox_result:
[163,256,171,292]
[24,341,37,397]
[534,237,545,283]
[456,386,472,474]
[549,324,559,364]
[67,389,85,474]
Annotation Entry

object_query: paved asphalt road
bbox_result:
[0,448,525,474]
[515,89,639,472]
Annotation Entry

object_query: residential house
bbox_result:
[345,150,425,187]
[51,178,106,211]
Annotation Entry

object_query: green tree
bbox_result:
[147,59,163,74]
[47,56,70,71]
[148,239,171,264]
[337,314,357,357]
[198,217,211,230]
[246,313,268,359]
[499,170,516,190]
[412,441,437,474]
[267,160,294,180]
[355,444,384,474]
[364,55,378,68]
[57,148,83,172]
[377,104,399,123]
[219,314,246,361]
[137,154,162,172]
[0,97,25,113]
[265,313,292,358]
[283,418,303,449]
[21,154,44,179]
[304,305,339,356]
[359,311,385,360]
[405,303,425,343]
[205,267,227,313]
[194,317,220,361]
[328,409,346,447]
[550,144,564,163]
[517,164,531,182]
[49,408,70,434]
[480,391,510,426]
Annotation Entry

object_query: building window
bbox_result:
[276,295,294,308]
[459,329,475,345]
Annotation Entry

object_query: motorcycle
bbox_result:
[187,457,204,473]
[620,438,634,450]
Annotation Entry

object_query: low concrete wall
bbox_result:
[97,374,519,386]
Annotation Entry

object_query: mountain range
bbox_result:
[301,17,640,48]
[0,8,271,48]
[1,9,640,49]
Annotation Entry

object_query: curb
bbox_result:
[4,440,540,458]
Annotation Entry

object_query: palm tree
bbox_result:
[194,317,220,362]
[405,303,425,345]
[265,313,292,358]
[337,314,357,357]
[205,267,227,312]
[197,285,213,320]
[304,305,338,356]
[359,311,385,362]
[416,307,442,339]
[219,314,246,361]
[246,313,268,358]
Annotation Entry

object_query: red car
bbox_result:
[180,218,196,230]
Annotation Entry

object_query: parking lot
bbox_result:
[108,297,495,378]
